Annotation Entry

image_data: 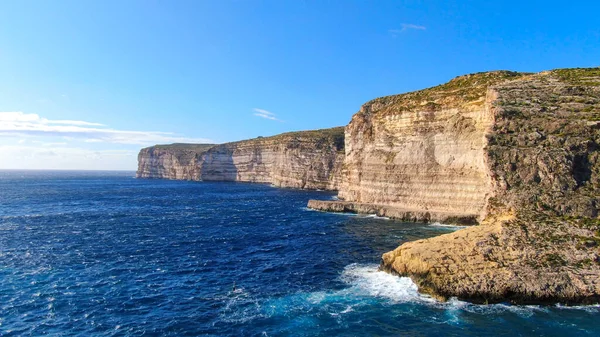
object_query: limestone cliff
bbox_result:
[136,127,344,190]
[137,144,214,180]
[310,71,526,223]
[357,68,600,304]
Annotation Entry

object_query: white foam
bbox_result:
[218,287,267,324]
[360,214,390,220]
[554,303,600,313]
[340,305,354,314]
[336,264,569,317]
[215,264,600,327]
[301,207,357,217]
[428,222,468,231]
[338,263,432,303]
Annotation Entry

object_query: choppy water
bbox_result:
[0,170,598,336]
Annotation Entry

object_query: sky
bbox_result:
[0,0,599,170]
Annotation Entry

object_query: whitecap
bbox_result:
[217,263,600,329]
[300,207,357,216]
[359,214,390,220]
[554,303,600,313]
[265,264,430,312]
[338,263,429,303]
[217,287,268,324]
[428,222,468,231]
[340,305,354,314]
[442,298,545,318]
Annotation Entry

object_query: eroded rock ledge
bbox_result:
[307,200,478,224]
[381,213,600,305]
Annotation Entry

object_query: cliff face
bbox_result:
[137,144,214,180]
[486,69,600,219]
[311,72,525,223]
[311,69,600,222]
[340,78,504,222]
[136,127,344,190]
[373,68,600,304]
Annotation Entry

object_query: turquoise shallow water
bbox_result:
[0,170,598,336]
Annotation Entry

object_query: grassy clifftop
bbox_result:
[212,126,345,152]
[360,70,528,115]
[359,68,600,117]
[141,126,345,155]
[144,143,216,152]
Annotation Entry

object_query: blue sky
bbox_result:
[0,0,599,170]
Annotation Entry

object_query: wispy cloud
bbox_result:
[0,144,138,170]
[46,119,104,126]
[0,112,213,145]
[31,140,68,147]
[389,23,426,37]
[252,108,283,122]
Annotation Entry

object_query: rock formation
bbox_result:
[308,71,522,223]
[320,67,599,304]
[136,127,344,190]
[137,144,214,181]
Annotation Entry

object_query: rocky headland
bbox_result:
[137,127,344,190]
[312,68,599,304]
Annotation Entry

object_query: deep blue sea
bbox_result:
[1,170,598,336]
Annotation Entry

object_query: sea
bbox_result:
[0,170,598,336]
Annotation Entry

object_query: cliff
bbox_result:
[310,71,524,223]
[136,127,344,190]
[323,67,600,304]
[137,144,215,180]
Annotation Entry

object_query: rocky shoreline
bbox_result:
[380,212,600,305]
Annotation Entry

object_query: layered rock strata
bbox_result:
[370,68,600,304]
[136,127,344,190]
[309,71,522,221]
[137,144,214,180]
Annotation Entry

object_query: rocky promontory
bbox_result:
[137,127,344,190]
[310,68,600,304]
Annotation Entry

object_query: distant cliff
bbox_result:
[137,144,214,181]
[309,68,599,304]
[137,127,344,190]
